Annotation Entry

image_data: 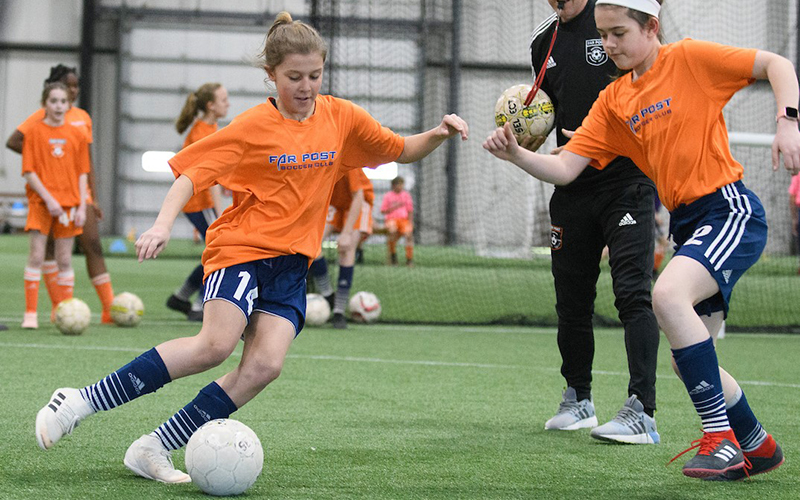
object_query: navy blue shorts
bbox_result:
[202,254,309,336]
[669,181,767,317]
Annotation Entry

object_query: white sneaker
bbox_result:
[36,388,95,450]
[590,395,660,444]
[22,312,38,329]
[544,387,598,430]
[124,434,191,484]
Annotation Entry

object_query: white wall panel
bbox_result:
[0,0,82,44]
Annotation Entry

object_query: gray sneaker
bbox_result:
[590,395,660,444]
[544,387,598,430]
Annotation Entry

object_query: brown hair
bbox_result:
[175,82,222,134]
[258,11,327,71]
[41,82,68,106]
[391,176,405,187]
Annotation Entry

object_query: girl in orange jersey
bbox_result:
[484,0,799,480]
[35,11,468,484]
[21,83,90,329]
[165,83,231,322]
[7,64,117,324]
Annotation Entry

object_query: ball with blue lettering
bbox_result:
[494,84,555,141]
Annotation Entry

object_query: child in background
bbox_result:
[7,64,116,323]
[380,176,414,266]
[166,83,231,322]
[21,82,89,328]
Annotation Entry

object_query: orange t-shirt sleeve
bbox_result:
[681,40,756,102]
[78,135,91,175]
[17,108,46,136]
[340,102,405,169]
[169,121,245,195]
[565,91,635,169]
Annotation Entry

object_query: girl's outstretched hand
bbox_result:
[483,122,521,162]
[437,114,469,141]
[135,225,171,262]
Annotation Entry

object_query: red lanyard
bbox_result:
[524,19,559,106]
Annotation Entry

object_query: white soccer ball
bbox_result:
[110,292,144,327]
[348,291,382,323]
[54,298,91,335]
[185,419,264,496]
[305,293,331,326]
[494,83,555,141]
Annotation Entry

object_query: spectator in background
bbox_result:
[380,176,415,267]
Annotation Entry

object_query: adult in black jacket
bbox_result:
[529,0,659,444]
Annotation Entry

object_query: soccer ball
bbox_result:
[110,292,144,327]
[348,291,382,323]
[305,293,331,326]
[185,419,264,496]
[54,298,91,335]
[494,84,555,141]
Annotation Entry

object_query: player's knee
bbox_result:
[651,280,681,322]
[195,335,238,369]
[241,359,283,390]
[80,236,104,258]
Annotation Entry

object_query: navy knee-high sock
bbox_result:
[726,387,767,451]
[153,382,238,450]
[80,348,171,412]
[672,338,730,433]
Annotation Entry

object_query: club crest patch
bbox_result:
[586,39,608,66]
[550,225,563,250]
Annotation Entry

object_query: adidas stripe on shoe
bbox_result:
[35,388,95,450]
[544,387,597,431]
[705,434,784,481]
[669,429,744,479]
[590,395,660,445]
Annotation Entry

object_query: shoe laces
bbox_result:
[666,431,730,466]
[611,405,641,428]
[557,399,589,416]
[55,404,82,436]
[144,445,178,474]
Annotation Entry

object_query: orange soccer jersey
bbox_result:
[330,168,374,210]
[181,120,218,213]
[168,95,404,278]
[564,39,757,211]
[18,106,93,144]
[22,120,91,207]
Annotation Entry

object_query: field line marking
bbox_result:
[1,341,798,390]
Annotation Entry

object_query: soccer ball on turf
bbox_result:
[54,298,91,335]
[110,292,144,327]
[305,293,331,326]
[185,418,264,496]
[348,291,382,323]
[494,84,555,142]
